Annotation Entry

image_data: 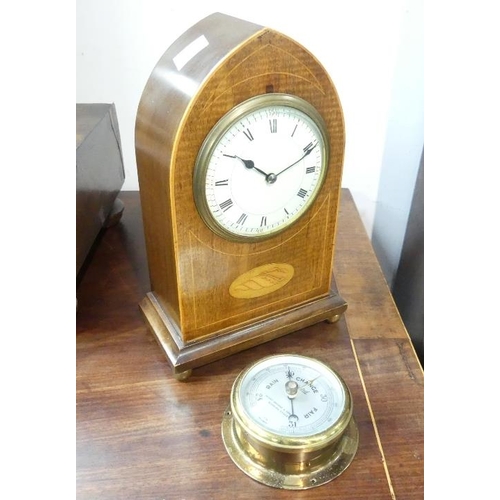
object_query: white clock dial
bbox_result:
[194,94,329,241]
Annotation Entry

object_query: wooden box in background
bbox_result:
[76,103,125,276]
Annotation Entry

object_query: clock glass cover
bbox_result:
[193,94,329,241]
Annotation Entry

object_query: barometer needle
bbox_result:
[288,397,298,422]
[285,380,299,424]
[299,375,321,390]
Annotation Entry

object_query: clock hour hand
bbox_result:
[223,154,276,183]
[275,141,317,177]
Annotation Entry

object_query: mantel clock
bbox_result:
[135,13,347,378]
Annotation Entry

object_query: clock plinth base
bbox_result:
[140,289,347,377]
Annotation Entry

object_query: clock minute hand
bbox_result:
[275,142,317,178]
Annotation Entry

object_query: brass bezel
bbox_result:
[193,94,330,242]
[231,354,352,451]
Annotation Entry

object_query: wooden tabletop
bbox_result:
[76,189,424,499]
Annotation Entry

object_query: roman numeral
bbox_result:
[303,142,314,153]
[260,216,267,227]
[306,166,316,174]
[219,198,233,212]
[297,188,308,199]
[291,124,298,137]
[243,128,254,141]
[284,208,289,215]
[215,179,229,186]
[269,118,277,133]
[237,213,248,225]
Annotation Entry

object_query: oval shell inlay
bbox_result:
[229,263,295,299]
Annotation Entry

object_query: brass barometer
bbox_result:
[222,354,358,489]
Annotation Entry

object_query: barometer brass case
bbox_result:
[221,355,359,489]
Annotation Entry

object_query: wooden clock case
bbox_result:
[135,12,347,376]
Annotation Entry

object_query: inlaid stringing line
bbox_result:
[350,337,397,500]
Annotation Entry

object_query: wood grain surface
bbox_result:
[76,190,424,499]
